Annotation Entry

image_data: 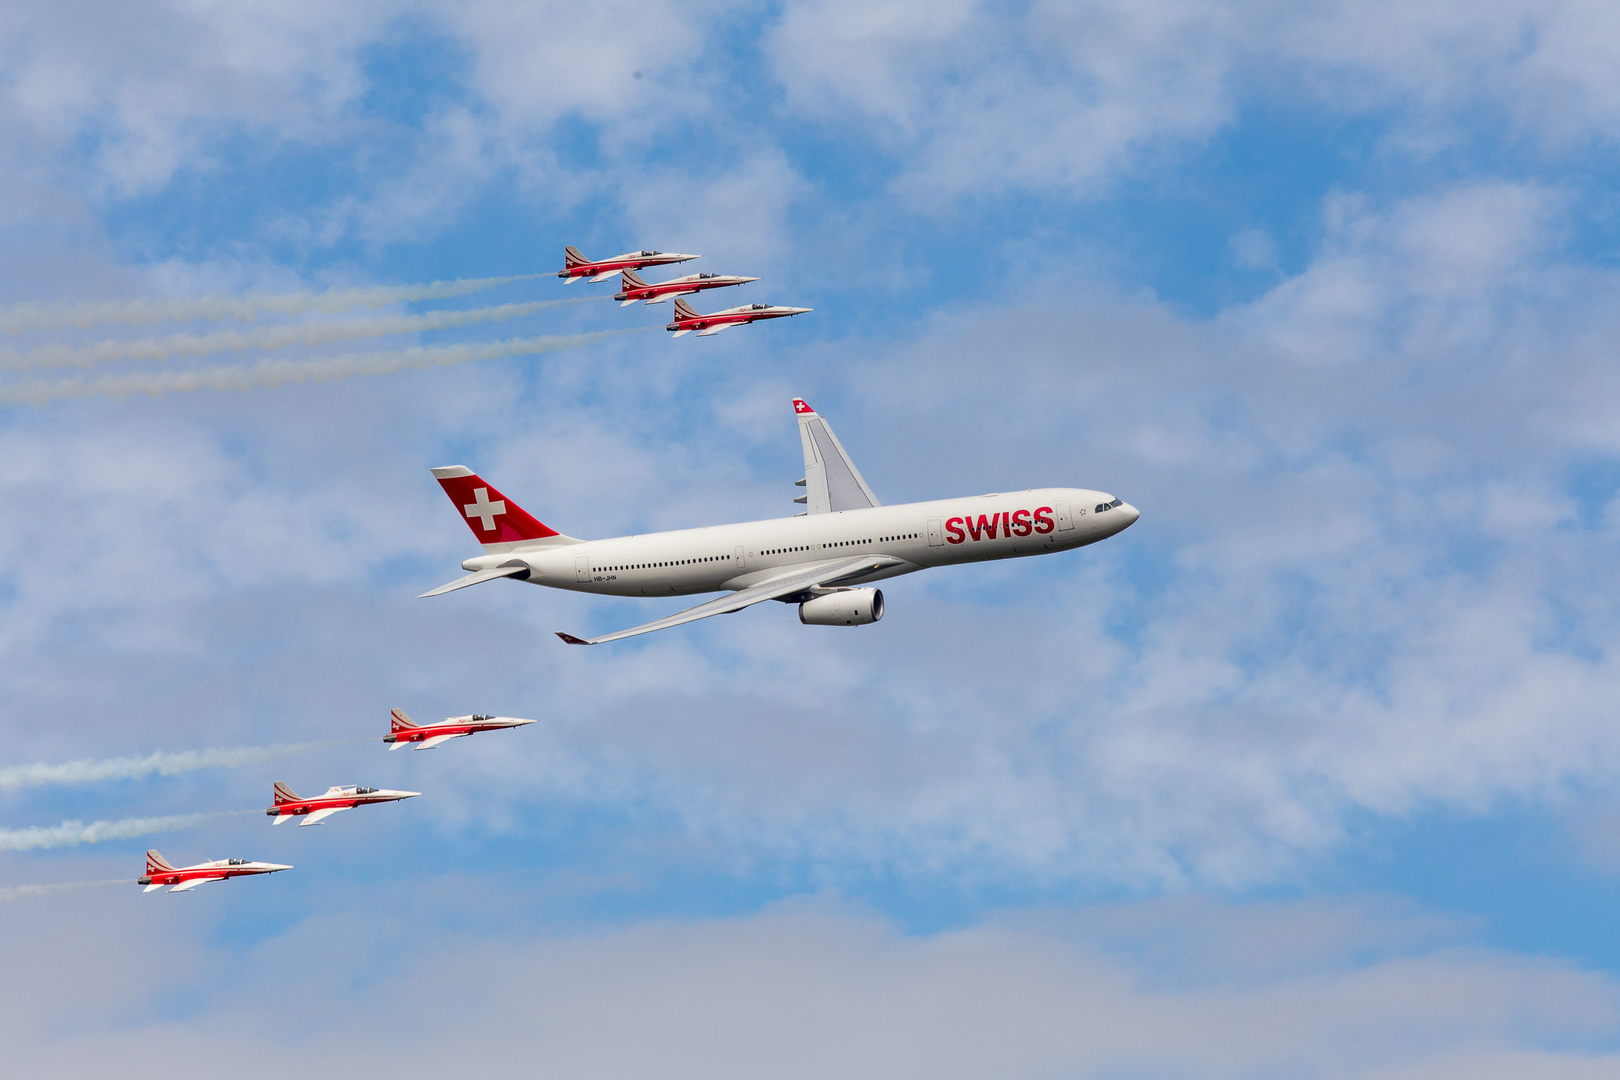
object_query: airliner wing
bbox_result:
[557,555,904,646]
[794,399,880,514]
[297,807,347,827]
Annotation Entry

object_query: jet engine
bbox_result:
[798,588,884,626]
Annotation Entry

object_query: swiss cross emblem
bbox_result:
[463,487,507,531]
[793,399,813,414]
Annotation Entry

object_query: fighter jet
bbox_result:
[666,297,813,337]
[384,707,537,750]
[139,850,292,893]
[558,246,698,283]
[267,781,420,826]
[614,268,759,306]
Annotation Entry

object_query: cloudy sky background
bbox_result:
[5,1,1620,1075]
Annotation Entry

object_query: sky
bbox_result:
[4,1,1620,1075]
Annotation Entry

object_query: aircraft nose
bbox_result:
[1120,503,1140,527]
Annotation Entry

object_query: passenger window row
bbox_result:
[603,555,728,572]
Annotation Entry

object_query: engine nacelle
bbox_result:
[798,588,884,626]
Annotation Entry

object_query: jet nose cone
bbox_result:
[1120,503,1140,527]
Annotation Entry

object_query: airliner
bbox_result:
[422,399,1139,644]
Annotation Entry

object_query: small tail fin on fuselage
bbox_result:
[672,297,700,321]
[390,708,417,733]
[564,245,588,268]
[621,268,647,288]
[146,850,175,874]
[272,782,300,806]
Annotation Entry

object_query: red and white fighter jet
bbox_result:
[384,707,537,750]
[615,268,759,306]
[666,297,812,337]
[267,781,420,826]
[139,850,292,893]
[558,246,698,283]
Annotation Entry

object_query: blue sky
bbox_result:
[5,1,1620,1075]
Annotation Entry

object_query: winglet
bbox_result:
[556,632,593,646]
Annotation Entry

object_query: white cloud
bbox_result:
[768,0,1620,199]
[1,894,1616,1078]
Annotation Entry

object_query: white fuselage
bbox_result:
[459,488,1137,599]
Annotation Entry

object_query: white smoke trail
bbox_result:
[0,298,592,373]
[0,880,134,902]
[0,273,544,333]
[0,739,373,792]
[0,328,648,408]
[0,810,256,852]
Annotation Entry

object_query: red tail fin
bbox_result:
[430,467,560,545]
[564,245,588,268]
[621,268,647,288]
[146,850,174,874]
[390,708,417,734]
[672,297,700,321]
[272,782,300,806]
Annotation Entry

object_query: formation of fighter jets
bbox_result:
[559,245,811,338]
[67,240,1134,900]
[137,708,535,893]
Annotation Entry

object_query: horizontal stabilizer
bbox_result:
[419,564,530,598]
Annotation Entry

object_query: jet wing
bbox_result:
[415,732,470,750]
[297,807,348,827]
[170,878,216,893]
[795,401,880,514]
[557,555,905,646]
[696,324,732,336]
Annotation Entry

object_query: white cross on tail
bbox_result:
[463,487,506,531]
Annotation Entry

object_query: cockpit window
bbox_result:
[1095,498,1124,513]
[640,249,659,256]
[472,714,491,722]
[751,303,768,310]
[357,787,377,795]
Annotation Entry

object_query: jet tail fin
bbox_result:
[564,245,588,268]
[145,850,175,874]
[272,781,300,806]
[430,466,580,551]
[621,268,647,288]
[792,398,881,514]
[390,708,418,733]
[672,297,700,321]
